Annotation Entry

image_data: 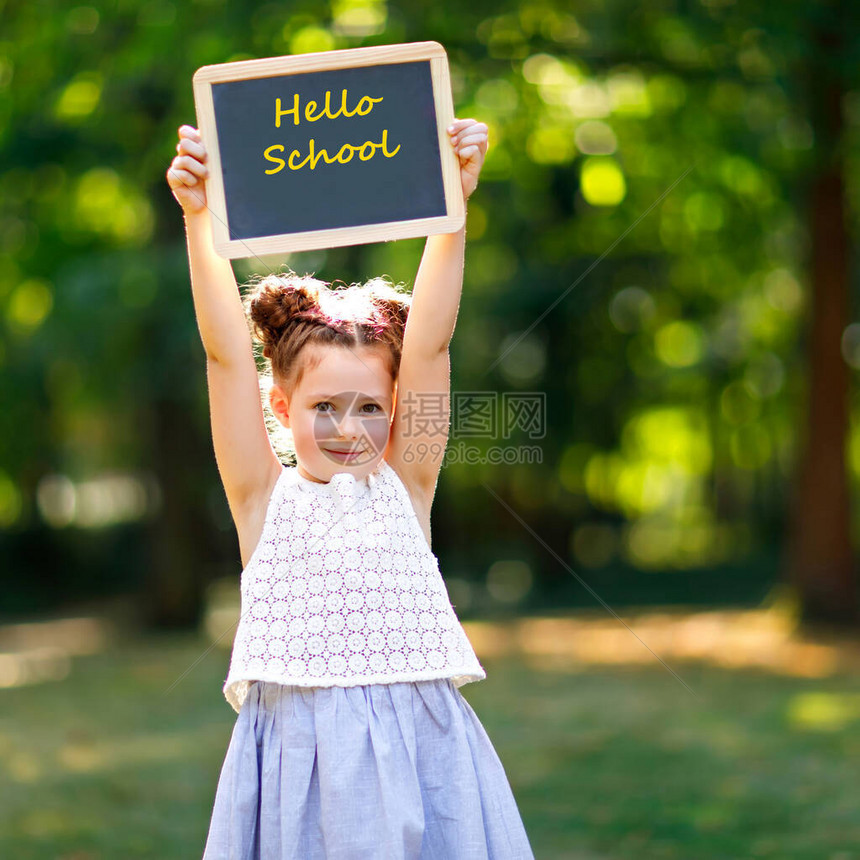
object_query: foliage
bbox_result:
[0,0,859,615]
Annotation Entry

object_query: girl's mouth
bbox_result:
[323,448,364,462]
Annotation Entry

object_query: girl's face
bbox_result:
[269,344,396,484]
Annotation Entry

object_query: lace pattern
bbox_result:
[223,459,486,712]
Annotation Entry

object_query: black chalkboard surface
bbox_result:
[192,42,464,259]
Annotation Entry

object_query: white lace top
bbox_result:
[222,458,486,712]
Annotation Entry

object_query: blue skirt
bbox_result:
[201,678,534,859]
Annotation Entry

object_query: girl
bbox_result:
[167,116,534,859]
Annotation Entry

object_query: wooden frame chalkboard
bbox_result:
[192,42,464,259]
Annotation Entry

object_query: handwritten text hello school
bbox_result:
[263,90,401,174]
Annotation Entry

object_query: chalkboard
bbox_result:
[192,42,464,259]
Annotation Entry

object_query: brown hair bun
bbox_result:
[243,274,326,359]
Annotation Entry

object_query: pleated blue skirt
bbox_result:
[201,678,534,859]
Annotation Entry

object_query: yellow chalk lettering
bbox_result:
[264,144,286,174]
[278,91,385,126]
[275,95,300,128]
[334,89,352,119]
[318,90,336,121]
[304,100,319,122]
[288,146,311,171]
[381,128,401,158]
[336,143,356,164]
[308,139,331,170]
[279,129,401,173]
[355,95,384,116]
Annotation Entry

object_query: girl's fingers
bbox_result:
[456,132,488,153]
[177,136,207,161]
[449,120,488,141]
[447,117,476,134]
[178,124,201,140]
[450,131,489,155]
[167,167,199,188]
[177,134,203,150]
[172,154,208,178]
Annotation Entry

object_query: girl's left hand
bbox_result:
[448,118,489,201]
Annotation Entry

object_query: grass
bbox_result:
[1,624,860,859]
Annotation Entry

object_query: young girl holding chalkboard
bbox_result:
[167,117,534,859]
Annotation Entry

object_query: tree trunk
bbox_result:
[141,393,213,630]
[784,4,858,625]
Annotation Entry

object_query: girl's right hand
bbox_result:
[167,125,209,215]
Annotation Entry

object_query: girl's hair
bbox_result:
[240,269,412,462]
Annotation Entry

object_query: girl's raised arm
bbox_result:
[168,126,282,540]
[385,119,489,506]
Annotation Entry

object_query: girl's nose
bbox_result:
[337,413,360,438]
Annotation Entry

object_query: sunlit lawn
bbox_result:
[2,620,860,859]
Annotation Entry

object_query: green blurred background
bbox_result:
[2,0,860,857]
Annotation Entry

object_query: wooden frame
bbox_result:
[192,41,464,259]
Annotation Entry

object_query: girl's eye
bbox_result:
[314,402,382,414]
